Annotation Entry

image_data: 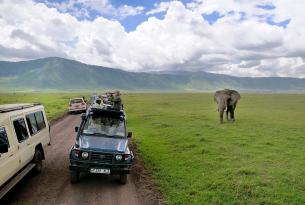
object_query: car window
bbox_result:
[0,127,10,149]
[71,99,83,104]
[26,111,46,135]
[82,116,125,137]
[13,118,29,142]
[26,113,39,135]
[35,111,46,130]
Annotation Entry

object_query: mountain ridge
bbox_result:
[0,57,305,91]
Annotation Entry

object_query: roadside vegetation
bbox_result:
[1,92,305,204]
[0,92,89,120]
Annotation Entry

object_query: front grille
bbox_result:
[91,152,113,164]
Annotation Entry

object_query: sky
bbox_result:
[0,0,305,78]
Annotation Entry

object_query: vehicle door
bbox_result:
[11,116,32,167]
[25,110,49,148]
[0,126,20,186]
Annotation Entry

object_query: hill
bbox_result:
[0,57,304,91]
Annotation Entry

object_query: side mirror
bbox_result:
[75,126,79,132]
[0,143,9,153]
[127,132,132,138]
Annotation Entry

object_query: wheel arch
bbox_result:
[35,143,45,160]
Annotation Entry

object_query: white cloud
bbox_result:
[42,0,144,19]
[146,2,172,15]
[0,0,305,78]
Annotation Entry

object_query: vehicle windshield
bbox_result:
[82,115,125,138]
[89,96,97,103]
[71,99,83,104]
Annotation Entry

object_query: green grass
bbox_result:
[1,92,305,204]
[123,93,305,205]
[0,93,89,120]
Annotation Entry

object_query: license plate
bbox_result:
[90,168,110,174]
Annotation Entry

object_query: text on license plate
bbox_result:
[90,168,110,174]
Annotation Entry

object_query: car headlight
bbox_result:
[81,152,89,159]
[115,155,122,161]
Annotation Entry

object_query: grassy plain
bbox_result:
[0,92,89,120]
[1,92,305,204]
[124,93,305,205]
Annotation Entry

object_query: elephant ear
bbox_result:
[229,91,240,105]
[214,91,230,103]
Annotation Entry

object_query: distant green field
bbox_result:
[123,93,305,205]
[0,93,89,120]
[1,92,305,204]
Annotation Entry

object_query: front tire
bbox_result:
[119,174,127,185]
[32,149,43,175]
[70,170,80,184]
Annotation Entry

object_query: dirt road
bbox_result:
[1,114,140,205]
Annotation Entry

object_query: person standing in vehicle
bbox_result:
[92,98,103,109]
[109,93,114,105]
[113,90,122,111]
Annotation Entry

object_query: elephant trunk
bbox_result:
[218,102,226,123]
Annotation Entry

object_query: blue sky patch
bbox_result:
[266,17,290,28]
[111,0,157,11]
[239,12,247,21]
[202,11,224,25]
[120,14,149,32]
[256,4,276,10]
[121,12,166,32]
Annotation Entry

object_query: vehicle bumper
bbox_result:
[69,107,86,112]
[69,161,132,174]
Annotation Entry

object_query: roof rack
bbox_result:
[0,103,41,113]
[89,107,124,119]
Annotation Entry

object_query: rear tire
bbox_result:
[119,174,127,185]
[70,170,80,184]
[32,149,43,175]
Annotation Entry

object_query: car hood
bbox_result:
[79,135,127,153]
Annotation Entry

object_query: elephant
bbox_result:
[214,89,240,123]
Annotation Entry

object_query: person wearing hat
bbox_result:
[92,98,103,109]
[113,91,122,111]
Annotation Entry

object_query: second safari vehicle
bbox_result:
[69,99,133,184]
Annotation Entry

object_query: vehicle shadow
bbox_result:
[0,172,35,204]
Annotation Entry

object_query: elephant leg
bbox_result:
[229,110,235,122]
[226,110,229,121]
[219,109,224,123]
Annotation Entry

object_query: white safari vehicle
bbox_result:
[0,103,50,199]
[69,98,87,113]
